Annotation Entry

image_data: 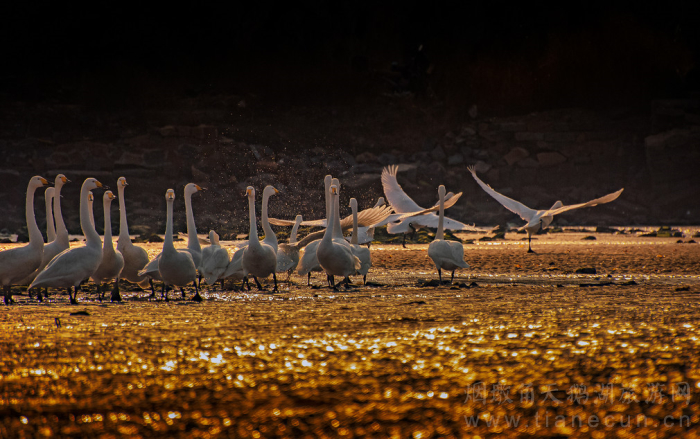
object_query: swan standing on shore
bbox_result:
[0,176,50,304]
[241,185,279,291]
[317,185,360,290]
[116,177,150,288]
[140,183,204,294]
[468,166,624,253]
[21,174,70,296]
[91,191,125,301]
[200,230,230,287]
[30,178,105,304]
[428,185,469,284]
[381,165,489,246]
[276,214,303,282]
[155,189,200,301]
[348,198,371,284]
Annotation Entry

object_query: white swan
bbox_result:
[200,230,230,287]
[468,166,624,252]
[115,177,150,288]
[30,178,104,304]
[349,198,371,284]
[20,174,70,292]
[381,165,490,246]
[276,214,303,281]
[91,191,125,301]
[44,187,56,243]
[156,189,200,301]
[0,176,49,304]
[348,197,384,247]
[428,185,469,283]
[241,185,279,291]
[317,184,361,290]
[296,175,333,285]
[139,182,204,292]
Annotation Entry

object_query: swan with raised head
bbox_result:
[349,197,384,248]
[296,175,333,285]
[115,177,150,288]
[317,184,361,290]
[242,185,279,291]
[276,214,303,281]
[156,189,200,301]
[20,174,70,294]
[0,176,50,304]
[139,183,204,293]
[30,178,105,304]
[200,230,230,287]
[44,187,56,243]
[468,166,624,253]
[428,185,469,284]
[381,165,490,246]
[348,198,371,284]
[91,191,125,301]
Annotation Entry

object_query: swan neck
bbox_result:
[322,193,335,244]
[248,195,260,248]
[164,198,175,252]
[290,220,300,244]
[261,191,276,245]
[103,198,113,248]
[45,192,56,242]
[53,181,68,245]
[436,191,445,240]
[80,185,101,246]
[117,183,129,239]
[26,182,43,247]
[351,204,359,245]
[185,190,200,252]
[332,191,343,239]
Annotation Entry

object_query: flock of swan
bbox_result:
[0,165,623,305]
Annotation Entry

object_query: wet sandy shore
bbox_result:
[1,232,699,437]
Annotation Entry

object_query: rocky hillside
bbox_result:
[1,96,698,240]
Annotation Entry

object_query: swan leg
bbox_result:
[329,275,338,291]
[180,287,187,299]
[272,274,278,292]
[110,278,122,302]
[363,274,367,285]
[3,286,12,305]
[148,279,156,298]
[527,234,534,253]
[307,273,311,286]
[253,277,264,291]
[191,282,203,302]
[451,270,455,283]
[162,283,168,302]
[97,283,103,302]
[343,277,351,289]
[437,268,442,285]
[70,286,78,305]
[402,233,407,248]
[243,277,251,291]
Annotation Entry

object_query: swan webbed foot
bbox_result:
[69,287,79,305]
[191,291,203,302]
[527,248,535,254]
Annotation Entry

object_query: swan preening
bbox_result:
[2,163,625,303]
[468,166,624,253]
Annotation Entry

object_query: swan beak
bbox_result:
[61,176,70,184]
[195,184,206,191]
[95,180,103,188]
[274,188,279,194]
[39,177,50,186]
[245,188,252,196]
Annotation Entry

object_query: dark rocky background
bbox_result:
[2,2,700,238]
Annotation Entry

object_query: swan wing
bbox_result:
[545,188,624,216]
[468,166,536,221]
[381,165,423,213]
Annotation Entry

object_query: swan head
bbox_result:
[376,197,386,207]
[209,230,220,244]
[331,178,340,193]
[245,186,255,198]
[324,175,332,188]
[438,185,446,198]
[55,174,70,186]
[104,191,116,202]
[29,176,50,189]
[294,214,303,225]
[263,185,279,198]
[330,185,338,196]
[45,187,55,198]
[165,189,176,201]
[82,178,104,192]
[185,183,205,195]
[118,177,128,188]
[349,198,358,211]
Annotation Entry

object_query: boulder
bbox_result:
[503,147,529,166]
[537,151,567,167]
